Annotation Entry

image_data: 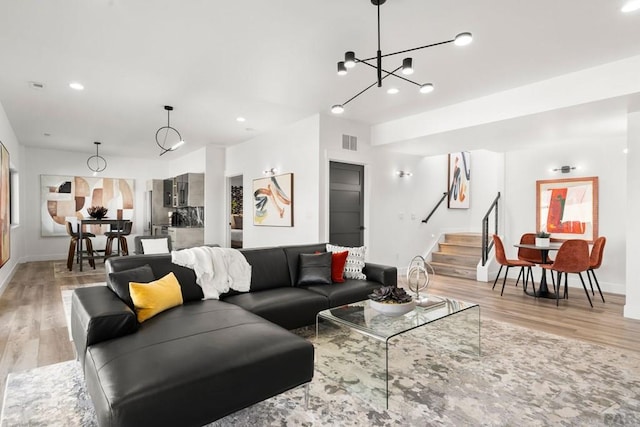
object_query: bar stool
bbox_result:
[66,221,96,271]
[105,221,132,256]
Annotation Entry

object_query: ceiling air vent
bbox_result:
[342,134,357,151]
[28,81,45,90]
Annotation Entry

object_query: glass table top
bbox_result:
[317,296,478,341]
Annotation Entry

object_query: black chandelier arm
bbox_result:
[340,65,401,107]
[359,39,455,63]
[357,60,422,87]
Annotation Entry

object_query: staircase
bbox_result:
[430,232,482,280]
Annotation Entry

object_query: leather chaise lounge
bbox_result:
[71,243,397,426]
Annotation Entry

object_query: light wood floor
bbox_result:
[1,261,640,406]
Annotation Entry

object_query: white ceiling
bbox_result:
[1,0,639,159]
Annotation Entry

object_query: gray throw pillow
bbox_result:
[297,252,332,286]
[107,264,155,309]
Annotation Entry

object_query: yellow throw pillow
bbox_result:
[129,272,183,323]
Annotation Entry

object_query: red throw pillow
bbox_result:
[331,251,349,283]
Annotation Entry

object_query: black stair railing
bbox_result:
[422,192,448,224]
[481,192,501,266]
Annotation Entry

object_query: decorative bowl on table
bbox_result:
[87,206,108,219]
[368,286,415,317]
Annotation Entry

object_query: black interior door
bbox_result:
[329,162,364,246]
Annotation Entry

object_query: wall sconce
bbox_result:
[263,168,278,176]
[552,165,576,173]
[396,170,413,177]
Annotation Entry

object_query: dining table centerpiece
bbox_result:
[535,231,551,247]
[368,286,416,316]
[87,206,108,219]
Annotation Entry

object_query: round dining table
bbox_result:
[513,242,562,299]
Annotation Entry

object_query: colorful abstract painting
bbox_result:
[1,143,10,268]
[253,173,293,227]
[40,175,135,237]
[536,176,598,242]
[448,152,470,209]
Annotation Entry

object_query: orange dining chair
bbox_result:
[492,235,536,296]
[517,233,554,264]
[587,236,606,303]
[541,239,592,307]
[517,232,555,288]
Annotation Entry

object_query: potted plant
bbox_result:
[368,286,415,316]
[87,206,108,219]
[535,231,551,247]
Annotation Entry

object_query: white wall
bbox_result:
[0,101,23,293]
[504,138,628,294]
[23,146,174,261]
[204,146,226,246]
[625,112,640,319]
[318,114,503,269]
[225,115,321,248]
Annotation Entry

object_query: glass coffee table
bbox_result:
[315,295,480,408]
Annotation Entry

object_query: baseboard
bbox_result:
[0,261,21,298]
[623,303,640,320]
[21,253,67,263]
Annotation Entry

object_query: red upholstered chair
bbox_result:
[518,233,553,264]
[517,232,555,288]
[587,236,606,303]
[492,235,536,296]
[541,239,592,307]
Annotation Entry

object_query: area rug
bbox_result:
[2,318,639,426]
[53,261,105,279]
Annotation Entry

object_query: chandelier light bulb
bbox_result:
[419,83,434,94]
[331,104,345,114]
[454,32,473,46]
[401,58,414,75]
[622,0,640,12]
[337,61,347,75]
[344,51,356,68]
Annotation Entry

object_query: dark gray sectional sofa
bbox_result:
[71,243,397,426]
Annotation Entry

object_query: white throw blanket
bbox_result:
[171,246,251,299]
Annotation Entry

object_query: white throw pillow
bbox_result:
[141,238,170,254]
[326,244,367,280]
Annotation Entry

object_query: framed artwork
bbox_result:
[536,176,598,242]
[253,173,293,227]
[40,175,135,237]
[1,142,10,268]
[448,151,470,208]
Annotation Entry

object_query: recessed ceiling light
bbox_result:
[44,133,51,137]
[69,82,84,91]
[387,87,399,95]
[622,0,640,13]
[236,117,246,122]
[623,148,629,154]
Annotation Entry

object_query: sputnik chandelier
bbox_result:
[331,0,473,114]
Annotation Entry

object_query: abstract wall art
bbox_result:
[536,176,598,242]
[1,142,10,268]
[448,151,471,209]
[253,173,293,227]
[41,175,135,237]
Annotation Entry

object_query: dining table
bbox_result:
[513,242,563,299]
[78,218,130,272]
